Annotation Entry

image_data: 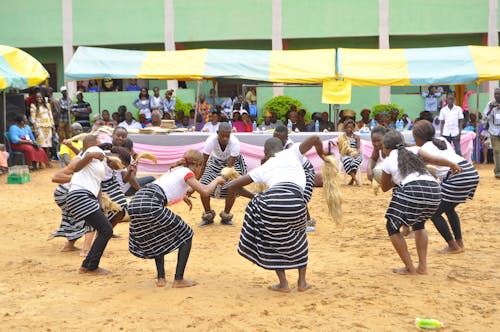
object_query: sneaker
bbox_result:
[199,219,214,227]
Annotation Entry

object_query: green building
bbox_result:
[1,0,498,120]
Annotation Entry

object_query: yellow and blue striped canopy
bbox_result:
[65,46,336,84]
[0,45,49,90]
[337,46,500,86]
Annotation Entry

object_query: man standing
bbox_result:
[58,86,73,140]
[439,93,464,156]
[483,88,500,179]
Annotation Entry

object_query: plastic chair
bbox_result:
[3,132,26,166]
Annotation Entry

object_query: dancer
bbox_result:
[199,122,247,226]
[366,126,388,183]
[338,119,362,186]
[128,150,225,287]
[65,135,113,275]
[412,120,479,254]
[226,135,329,293]
[380,130,442,275]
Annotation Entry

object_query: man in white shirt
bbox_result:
[118,112,143,130]
[483,87,500,178]
[439,94,464,156]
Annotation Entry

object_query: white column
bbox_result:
[488,0,499,95]
[272,0,284,97]
[378,0,390,104]
[164,0,178,90]
[62,0,76,94]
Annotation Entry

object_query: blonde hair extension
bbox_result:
[68,132,90,142]
[321,155,343,223]
[106,156,125,169]
[221,167,240,180]
[252,182,268,193]
[135,152,158,164]
[99,192,122,212]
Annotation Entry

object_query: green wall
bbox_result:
[389,34,484,48]
[73,0,164,45]
[390,0,489,35]
[0,0,62,47]
[23,47,64,90]
[282,0,379,38]
[286,36,379,49]
[174,0,272,42]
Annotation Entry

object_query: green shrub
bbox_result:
[175,97,193,116]
[371,103,404,119]
[263,95,303,122]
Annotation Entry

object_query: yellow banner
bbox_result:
[322,80,352,104]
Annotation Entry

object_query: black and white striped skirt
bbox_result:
[66,189,100,222]
[238,182,308,270]
[441,160,479,204]
[200,155,247,198]
[385,180,441,234]
[52,184,90,241]
[101,176,128,220]
[128,184,194,259]
[342,155,362,175]
[303,159,315,203]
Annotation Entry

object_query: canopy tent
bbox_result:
[65,46,336,84]
[0,45,49,134]
[336,45,500,86]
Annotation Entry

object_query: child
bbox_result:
[338,119,362,186]
[0,144,8,174]
[128,150,225,287]
[226,135,331,293]
[412,120,479,254]
[65,135,113,275]
[380,130,441,275]
[366,126,388,183]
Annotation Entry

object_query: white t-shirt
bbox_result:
[119,120,143,130]
[249,144,306,190]
[203,133,240,161]
[153,166,195,203]
[419,139,464,177]
[114,169,132,193]
[439,104,464,136]
[284,138,308,165]
[69,146,106,197]
[202,122,220,133]
[382,148,435,186]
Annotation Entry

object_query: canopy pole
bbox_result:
[195,80,201,104]
[475,83,481,164]
[98,79,101,115]
[2,91,6,135]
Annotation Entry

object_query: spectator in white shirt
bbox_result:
[483,87,500,178]
[119,112,143,130]
[439,94,464,156]
[201,110,221,133]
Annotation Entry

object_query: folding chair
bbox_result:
[3,132,26,166]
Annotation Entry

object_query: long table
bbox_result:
[124,131,476,174]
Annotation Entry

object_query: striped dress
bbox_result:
[101,170,128,220]
[52,184,91,240]
[128,184,193,259]
[441,160,479,203]
[66,189,101,222]
[302,159,315,203]
[341,136,362,174]
[238,182,308,269]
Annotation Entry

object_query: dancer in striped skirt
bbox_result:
[199,122,247,226]
[412,120,479,254]
[338,120,362,186]
[66,135,113,275]
[128,150,225,287]
[381,130,444,275]
[226,135,329,293]
[273,125,316,227]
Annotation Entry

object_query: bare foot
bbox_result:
[298,283,312,292]
[268,284,291,293]
[80,250,89,257]
[78,267,112,275]
[347,179,354,186]
[416,268,428,275]
[60,244,80,252]
[172,279,198,288]
[156,278,167,287]
[392,267,417,275]
[438,246,464,254]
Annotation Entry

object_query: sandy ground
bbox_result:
[0,163,499,331]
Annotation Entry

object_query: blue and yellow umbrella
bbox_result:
[0,45,49,90]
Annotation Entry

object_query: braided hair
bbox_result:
[382,130,427,178]
[412,120,447,150]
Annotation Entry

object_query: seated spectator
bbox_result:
[178,116,193,129]
[8,114,50,169]
[357,109,371,129]
[202,110,221,133]
[111,112,120,124]
[148,110,163,127]
[0,144,8,174]
[126,79,141,91]
[60,123,84,166]
[388,109,400,129]
[337,109,357,131]
[232,110,253,132]
[260,110,276,131]
[320,112,335,131]
[375,111,390,128]
[270,110,283,127]
[175,110,185,127]
[188,109,196,128]
[101,109,117,127]
[119,112,143,130]
[91,114,105,131]
[232,110,242,122]
[401,113,412,130]
[298,109,308,129]
[118,105,127,123]
[307,112,321,132]
[288,111,307,132]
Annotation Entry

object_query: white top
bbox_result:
[249,144,306,190]
[483,101,500,136]
[439,104,464,136]
[284,138,308,165]
[150,96,164,110]
[119,120,143,130]
[422,92,441,112]
[115,169,132,193]
[154,166,195,203]
[69,146,106,197]
[203,133,240,160]
[382,148,435,186]
[202,122,220,133]
[419,139,464,177]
